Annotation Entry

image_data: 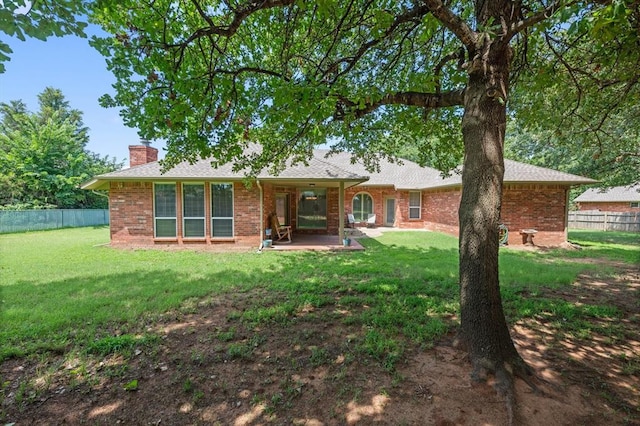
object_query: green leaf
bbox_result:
[123,379,138,391]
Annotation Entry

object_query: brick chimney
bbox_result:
[129,139,158,167]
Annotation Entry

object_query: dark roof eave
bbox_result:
[502,179,599,185]
[257,177,368,183]
[82,176,370,191]
[416,179,597,191]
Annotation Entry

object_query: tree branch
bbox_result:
[211,66,290,81]
[171,0,296,48]
[333,89,465,120]
[434,49,464,94]
[544,32,584,117]
[507,0,584,38]
[419,0,477,48]
[325,4,432,83]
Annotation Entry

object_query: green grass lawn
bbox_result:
[1,226,637,364]
[566,229,640,264]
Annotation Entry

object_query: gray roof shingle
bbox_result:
[82,152,370,190]
[313,151,443,189]
[574,183,640,202]
[83,148,596,190]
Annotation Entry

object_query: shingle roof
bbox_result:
[503,160,597,184]
[83,148,596,191]
[82,152,369,190]
[574,184,640,202]
[313,151,443,189]
[315,153,595,188]
[416,159,597,189]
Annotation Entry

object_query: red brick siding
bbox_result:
[326,187,340,234]
[109,181,154,244]
[421,184,569,246]
[109,181,262,247]
[422,187,461,235]
[128,145,158,167]
[107,180,571,247]
[232,182,261,244]
[577,201,640,213]
[259,182,275,235]
[502,184,568,246]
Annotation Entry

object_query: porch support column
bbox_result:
[563,186,570,243]
[257,179,264,248]
[339,181,345,242]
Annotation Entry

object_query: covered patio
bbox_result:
[261,232,365,251]
[258,163,370,248]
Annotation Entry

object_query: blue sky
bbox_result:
[0,25,166,164]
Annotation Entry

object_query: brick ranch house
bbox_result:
[574,183,640,212]
[82,143,595,248]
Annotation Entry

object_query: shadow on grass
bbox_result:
[3,234,633,361]
[2,231,638,423]
[1,238,460,361]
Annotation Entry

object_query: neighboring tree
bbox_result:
[89,0,639,420]
[506,4,640,187]
[505,117,639,189]
[0,0,88,72]
[0,88,122,209]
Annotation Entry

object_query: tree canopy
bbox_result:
[91,0,475,173]
[0,0,88,73]
[0,87,122,209]
[506,1,640,187]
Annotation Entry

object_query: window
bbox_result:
[298,188,327,229]
[352,193,373,222]
[211,183,234,237]
[154,183,176,238]
[183,183,205,237]
[409,191,421,219]
[631,202,640,208]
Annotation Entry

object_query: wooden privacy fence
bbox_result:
[0,209,109,234]
[568,210,640,232]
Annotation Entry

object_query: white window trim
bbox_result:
[409,191,421,219]
[153,182,177,238]
[352,192,374,223]
[631,202,640,208]
[182,182,206,238]
[211,182,234,238]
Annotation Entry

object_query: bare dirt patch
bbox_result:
[2,264,639,425]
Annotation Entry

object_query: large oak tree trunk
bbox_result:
[457,35,532,421]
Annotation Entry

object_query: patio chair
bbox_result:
[366,214,376,228]
[270,213,292,243]
[347,214,356,228]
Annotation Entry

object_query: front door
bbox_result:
[276,193,290,225]
[384,198,396,226]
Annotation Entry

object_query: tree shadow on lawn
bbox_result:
[508,262,640,421]
[1,240,638,424]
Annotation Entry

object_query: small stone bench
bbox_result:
[519,229,538,245]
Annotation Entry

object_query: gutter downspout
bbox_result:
[91,190,109,199]
[339,181,345,243]
[257,179,264,252]
[564,187,570,243]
